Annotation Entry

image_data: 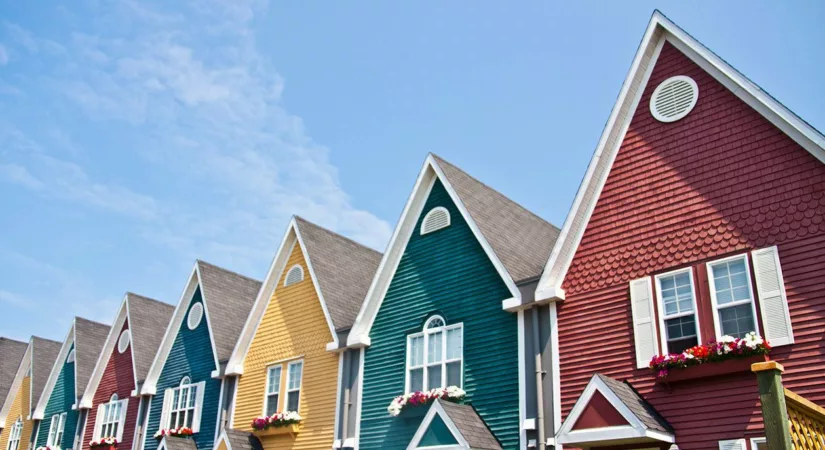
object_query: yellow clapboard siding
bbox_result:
[233,242,339,450]
[0,375,32,450]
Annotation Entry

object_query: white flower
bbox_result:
[720,335,736,344]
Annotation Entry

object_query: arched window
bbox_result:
[7,417,23,450]
[95,393,127,440]
[420,207,451,235]
[406,315,463,393]
[180,376,191,386]
[284,264,304,287]
[164,376,202,431]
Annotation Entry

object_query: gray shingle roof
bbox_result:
[0,338,27,410]
[431,154,560,283]
[197,261,262,363]
[126,293,175,383]
[222,429,263,450]
[74,318,111,398]
[31,337,62,415]
[160,436,197,450]
[295,217,383,331]
[596,374,673,434]
[437,400,502,450]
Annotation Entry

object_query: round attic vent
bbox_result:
[187,302,204,330]
[118,330,131,354]
[650,75,698,123]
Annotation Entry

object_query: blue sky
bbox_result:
[1,1,823,342]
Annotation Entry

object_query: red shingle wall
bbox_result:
[82,319,139,450]
[558,41,825,449]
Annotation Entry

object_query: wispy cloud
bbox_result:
[0,45,8,65]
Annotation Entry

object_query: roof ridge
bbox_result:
[31,336,62,345]
[430,153,561,232]
[196,259,262,284]
[0,337,27,345]
[294,216,383,256]
[126,292,169,307]
[75,316,110,328]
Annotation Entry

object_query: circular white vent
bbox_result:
[187,302,204,330]
[650,75,698,123]
[118,330,131,354]
[66,349,76,363]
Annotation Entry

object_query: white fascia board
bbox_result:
[0,342,33,427]
[194,262,225,376]
[33,322,76,420]
[79,298,129,409]
[294,222,341,348]
[140,264,200,395]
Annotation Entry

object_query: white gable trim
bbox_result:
[214,430,232,450]
[0,342,32,428]
[535,10,825,303]
[140,263,219,395]
[225,217,339,376]
[347,154,520,347]
[556,375,673,446]
[78,297,134,409]
[407,400,471,450]
[33,322,76,420]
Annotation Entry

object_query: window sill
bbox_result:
[656,355,768,383]
[252,424,300,438]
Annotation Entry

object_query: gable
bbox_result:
[160,287,217,381]
[35,343,79,449]
[0,375,31,450]
[571,391,629,430]
[418,415,459,447]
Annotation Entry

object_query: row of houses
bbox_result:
[2,11,824,450]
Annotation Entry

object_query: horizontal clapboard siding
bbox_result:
[143,289,220,450]
[359,179,519,449]
[36,343,79,449]
[0,376,33,450]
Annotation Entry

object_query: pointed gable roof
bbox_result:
[348,154,560,346]
[0,338,27,412]
[226,217,382,374]
[127,293,175,382]
[408,399,502,450]
[535,10,825,303]
[142,261,260,394]
[0,337,60,427]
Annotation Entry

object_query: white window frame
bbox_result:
[654,267,702,354]
[95,393,128,440]
[285,360,303,412]
[707,254,761,340]
[7,417,23,450]
[47,412,67,447]
[263,365,282,416]
[405,316,464,393]
[750,437,766,450]
[167,377,197,429]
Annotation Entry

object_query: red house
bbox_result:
[78,293,174,450]
[531,11,825,450]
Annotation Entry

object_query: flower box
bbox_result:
[90,446,116,450]
[388,386,466,417]
[656,354,768,383]
[252,424,300,437]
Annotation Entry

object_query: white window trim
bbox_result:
[95,394,128,441]
[167,378,198,430]
[284,265,304,287]
[285,360,303,412]
[654,267,702,354]
[48,412,67,447]
[405,316,464,393]
[263,365,282,416]
[420,207,451,235]
[7,417,23,450]
[706,254,761,340]
[750,437,766,450]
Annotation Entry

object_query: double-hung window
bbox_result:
[708,255,759,339]
[655,269,700,354]
[7,418,23,450]
[95,393,128,440]
[265,366,282,416]
[406,316,463,393]
[47,412,67,448]
[285,361,303,412]
[169,377,197,429]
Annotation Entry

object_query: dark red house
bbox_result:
[531,11,825,450]
[78,294,173,450]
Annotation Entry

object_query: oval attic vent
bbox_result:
[187,302,204,330]
[650,75,698,123]
[118,330,131,354]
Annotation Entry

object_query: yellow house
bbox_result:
[221,217,381,450]
[0,337,61,450]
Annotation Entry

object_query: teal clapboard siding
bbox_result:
[358,179,520,449]
[143,288,220,450]
[35,343,79,449]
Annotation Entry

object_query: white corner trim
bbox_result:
[347,154,521,346]
[33,321,76,420]
[406,400,470,450]
[79,297,130,410]
[343,438,357,448]
[517,310,527,449]
[535,10,825,304]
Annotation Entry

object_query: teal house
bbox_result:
[33,318,110,450]
[138,261,260,450]
[346,155,559,450]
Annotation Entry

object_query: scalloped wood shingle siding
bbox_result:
[358,179,519,449]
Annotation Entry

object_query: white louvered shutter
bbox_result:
[719,439,746,450]
[116,399,129,441]
[160,388,174,430]
[630,277,659,368]
[93,404,105,440]
[191,381,206,432]
[752,247,794,347]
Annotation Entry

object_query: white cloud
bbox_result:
[0,45,8,65]
[0,163,43,189]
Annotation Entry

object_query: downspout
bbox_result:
[342,387,351,443]
[532,310,546,450]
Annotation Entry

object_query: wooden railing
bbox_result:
[785,388,825,450]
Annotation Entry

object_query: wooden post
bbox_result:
[752,361,793,450]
